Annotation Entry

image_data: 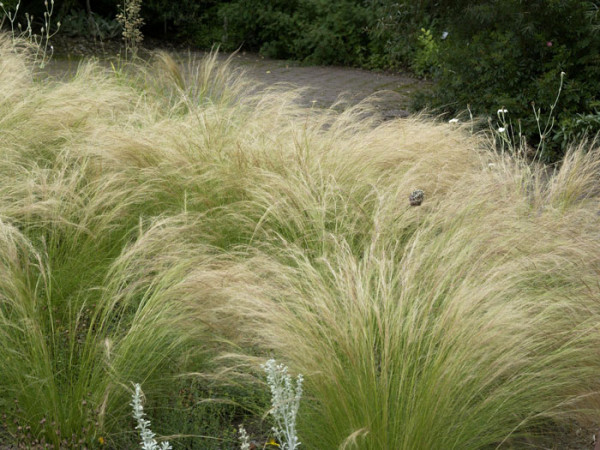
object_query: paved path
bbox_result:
[221,52,421,117]
[45,46,423,118]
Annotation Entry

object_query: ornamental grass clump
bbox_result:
[0,36,224,447]
[2,29,600,449]
[218,143,600,448]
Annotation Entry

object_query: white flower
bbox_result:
[441,31,449,39]
[498,127,506,133]
[448,118,459,124]
[497,108,508,114]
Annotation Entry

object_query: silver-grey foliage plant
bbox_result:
[262,359,303,450]
[131,383,172,450]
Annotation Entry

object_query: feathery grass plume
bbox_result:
[107,50,251,119]
[208,135,600,448]
[0,37,218,446]
[2,21,600,448]
[0,34,34,103]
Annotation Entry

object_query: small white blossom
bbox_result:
[448,118,459,124]
[497,108,508,114]
[498,127,506,133]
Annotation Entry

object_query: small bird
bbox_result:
[409,189,425,206]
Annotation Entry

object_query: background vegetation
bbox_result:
[422,0,600,162]
[3,0,595,161]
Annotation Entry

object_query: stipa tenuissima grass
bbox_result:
[2,28,600,449]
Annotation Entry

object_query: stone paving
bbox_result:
[45,45,424,117]
[222,51,421,117]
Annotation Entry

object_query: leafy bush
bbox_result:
[421,0,600,161]
[60,8,121,40]
[217,0,301,57]
[217,0,436,67]
[364,0,441,69]
[412,27,440,77]
[141,0,224,46]
[554,109,600,147]
[217,0,373,64]
[34,0,445,70]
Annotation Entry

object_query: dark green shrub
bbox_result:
[412,27,441,77]
[214,0,444,68]
[554,109,600,148]
[292,0,373,65]
[41,1,444,70]
[217,0,301,56]
[141,0,223,47]
[364,0,442,69]
[422,0,600,161]
[60,9,121,40]
[218,0,373,64]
